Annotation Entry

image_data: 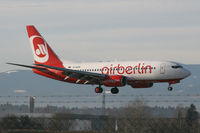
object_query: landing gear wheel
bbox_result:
[95,87,103,93]
[111,87,119,94]
[168,87,173,91]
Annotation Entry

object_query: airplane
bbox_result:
[7,25,191,94]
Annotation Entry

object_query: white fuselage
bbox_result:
[63,61,191,82]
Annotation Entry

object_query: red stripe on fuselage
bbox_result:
[127,79,182,85]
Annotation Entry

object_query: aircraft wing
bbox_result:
[6,63,46,71]
[7,63,108,84]
[35,64,108,84]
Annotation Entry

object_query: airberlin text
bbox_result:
[101,63,152,75]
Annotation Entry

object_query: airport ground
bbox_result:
[0,98,199,133]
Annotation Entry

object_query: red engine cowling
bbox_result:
[130,83,153,88]
[103,75,126,87]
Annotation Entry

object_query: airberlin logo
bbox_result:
[35,44,47,56]
[30,35,49,63]
[101,63,152,75]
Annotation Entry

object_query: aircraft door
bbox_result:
[160,63,165,74]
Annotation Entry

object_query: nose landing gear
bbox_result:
[167,80,180,91]
[168,84,173,91]
[168,86,173,91]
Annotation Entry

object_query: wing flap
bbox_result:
[35,64,108,83]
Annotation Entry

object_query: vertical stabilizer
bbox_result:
[26,25,64,68]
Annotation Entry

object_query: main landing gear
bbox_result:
[94,86,119,94]
[95,86,103,93]
[111,87,119,94]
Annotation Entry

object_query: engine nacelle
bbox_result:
[130,83,153,88]
[103,75,126,87]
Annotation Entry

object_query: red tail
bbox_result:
[26,25,64,68]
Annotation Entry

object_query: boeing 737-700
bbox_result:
[7,25,191,94]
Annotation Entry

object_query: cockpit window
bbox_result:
[172,65,183,69]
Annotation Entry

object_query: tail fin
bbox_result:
[26,25,64,68]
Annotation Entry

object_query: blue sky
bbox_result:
[0,0,200,72]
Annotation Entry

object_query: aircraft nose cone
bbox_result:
[184,69,191,78]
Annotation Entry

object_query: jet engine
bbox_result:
[103,75,126,87]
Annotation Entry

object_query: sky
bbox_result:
[0,0,200,72]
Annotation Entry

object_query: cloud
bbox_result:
[14,89,27,93]
[0,0,200,72]
[56,26,200,43]
[193,76,198,79]
[0,0,200,29]
[1,0,199,15]
[4,70,18,74]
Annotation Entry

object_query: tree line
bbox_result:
[0,103,199,133]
